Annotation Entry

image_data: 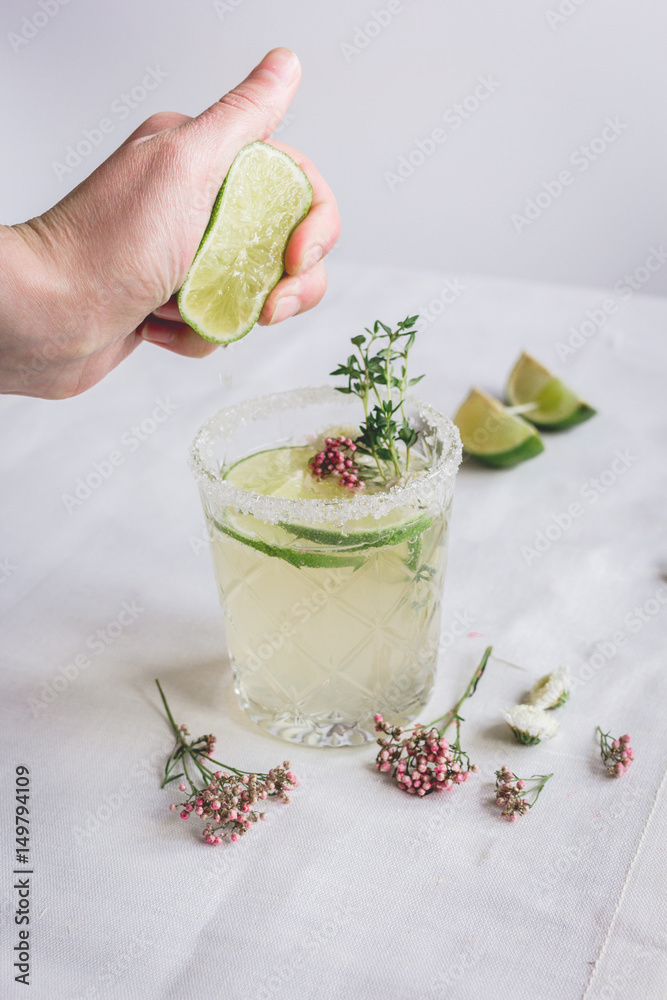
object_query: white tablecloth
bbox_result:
[2,261,666,1000]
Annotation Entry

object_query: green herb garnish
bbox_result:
[331,315,424,482]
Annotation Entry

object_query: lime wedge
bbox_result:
[507,352,596,430]
[454,388,544,468]
[218,445,432,562]
[178,141,312,344]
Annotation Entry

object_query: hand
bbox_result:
[0,48,340,399]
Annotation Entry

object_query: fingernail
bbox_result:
[141,322,174,345]
[263,48,300,85]
[298,245,323,274]
[268,295,300,325]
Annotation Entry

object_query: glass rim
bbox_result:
[189,385,461,528]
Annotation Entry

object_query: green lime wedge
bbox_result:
[178,141,312,344]
[507,352,596,430]
[219,445,433,561]
[454,388,544,468]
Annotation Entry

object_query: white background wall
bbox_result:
[1,0,666,295]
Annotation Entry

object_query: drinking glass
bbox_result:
[190,386,461,747]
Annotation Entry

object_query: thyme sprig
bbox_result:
[331,315,424,482]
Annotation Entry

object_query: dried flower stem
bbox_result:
[156,679,241,788]
[156,680,298,845]
[425,645,492,735]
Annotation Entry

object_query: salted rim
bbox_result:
[189,386,462,527]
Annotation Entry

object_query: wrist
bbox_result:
[0,217,83,395]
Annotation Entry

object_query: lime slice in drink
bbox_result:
[178,141,312,344]
[454,388,544,468]
[225,445,342,501]
[217,445,432,567]
[507,352,596,430]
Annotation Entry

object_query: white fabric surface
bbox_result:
[2,261,666,1000]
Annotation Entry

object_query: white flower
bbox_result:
[527,669,570,710]
[503,705,560,745]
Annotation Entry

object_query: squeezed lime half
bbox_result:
[178,141,312,344]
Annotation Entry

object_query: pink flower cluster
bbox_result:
[494,766,531,822]
[374,714,479,795]
[170,763,298,845]
[309,436,364,489]
[599,730,634,777]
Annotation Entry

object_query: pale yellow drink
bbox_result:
[190,388,461,748]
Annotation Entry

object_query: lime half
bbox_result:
[507,352,596,430]
[217,445,432,566]
[454,388,544,468]
[178,141,312,344]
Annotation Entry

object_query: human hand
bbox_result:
[1,48,340,398]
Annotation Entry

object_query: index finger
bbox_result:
[266,139,341,276]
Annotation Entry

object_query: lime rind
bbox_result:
[473,434,544,468]
[280,514,433,549]
[454,387,544,468]
[212,518,365,570]
[214,444,439,565]
[178,141,312,344]
[507,352,596,430]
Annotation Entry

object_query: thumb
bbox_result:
[188,47,301,161]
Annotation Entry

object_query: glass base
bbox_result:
[235,683,433,748]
